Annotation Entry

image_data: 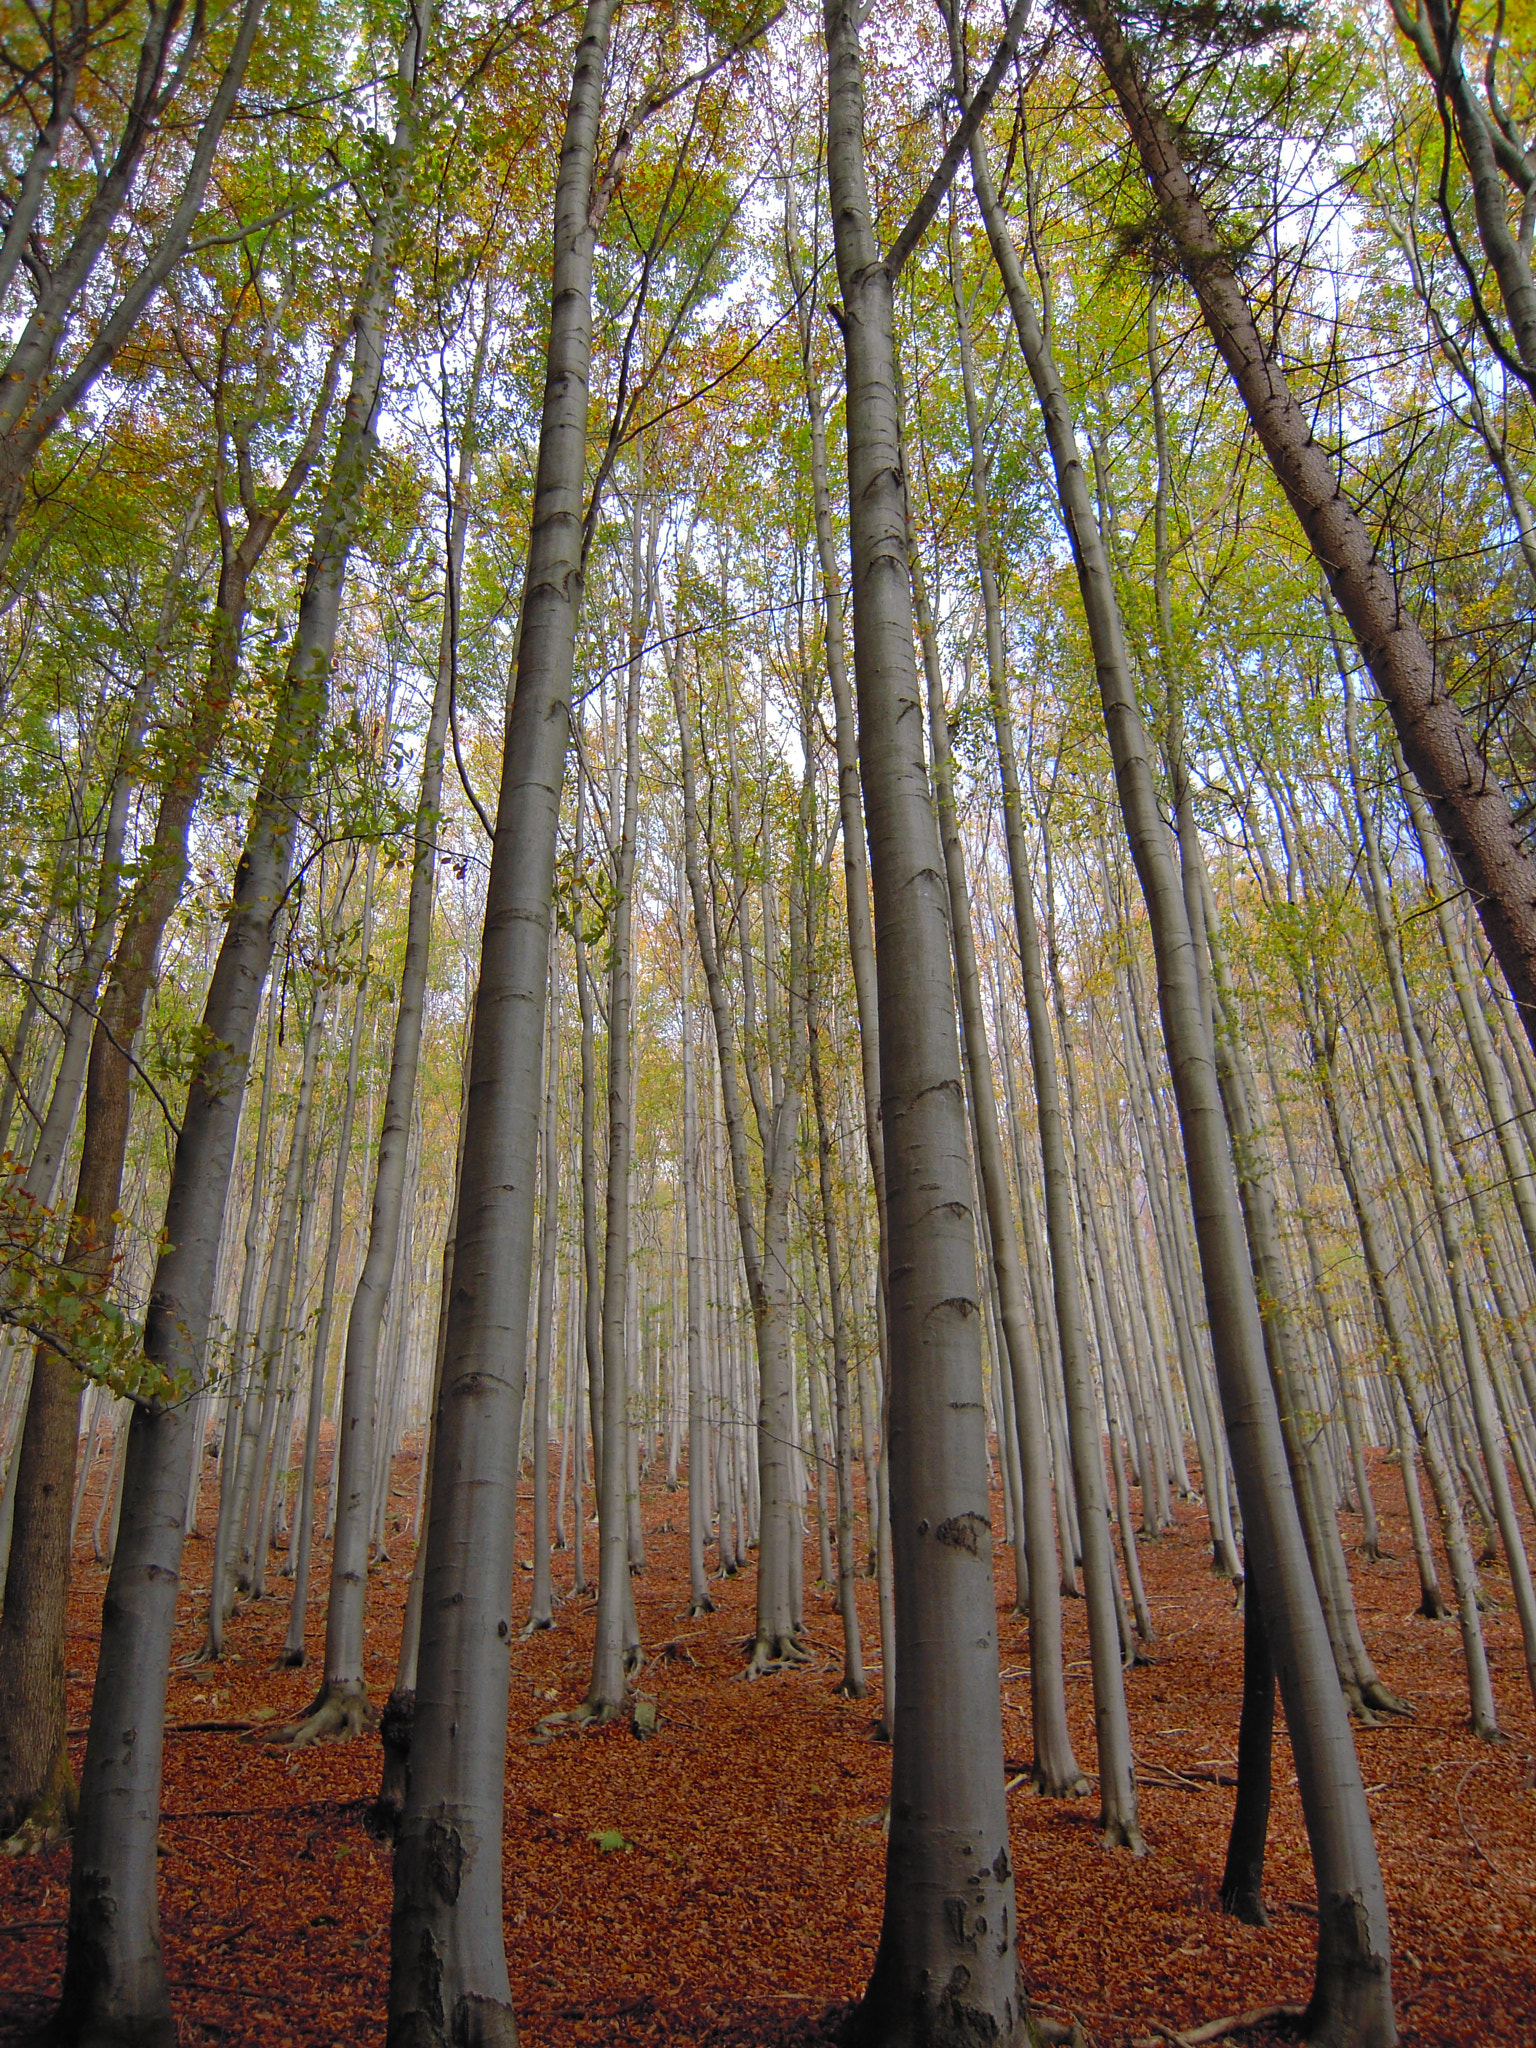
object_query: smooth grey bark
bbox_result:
[958,46,1395,2038]
[786,204,896,1719]
[527,943,560,1635]
[582,490,650,1721]
[824,1,1023,2036]
[386,4,617,2037]
[54,12,430,2033]
[939,181,1136,1841]
[909,466,1085,1800]
[679,894,714,1618]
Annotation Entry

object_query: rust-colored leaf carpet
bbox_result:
[2,1446,1532,2045]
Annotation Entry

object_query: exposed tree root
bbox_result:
[1129,2003,1306,2048]
[744,1631,810,1677]
[272,1686,377,1747]
[1358,1678,1412,1720]
[538,1696,627,1736]
[1,1805,70,1858]
[687,1593,715,1617]
[520,1614,554,1640]
[1032,1763,1091,1800]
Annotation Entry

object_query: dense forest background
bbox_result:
[1,2,1535,2045]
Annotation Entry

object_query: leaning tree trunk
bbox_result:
[53,12,429,2034]
[957,36,1396,2039]
[824,1,1024,2036]
[1071,0,1536,1065]
[386,2,618,2038]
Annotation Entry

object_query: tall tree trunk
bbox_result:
[53,11,429,2031]
[0,499,211,1849]
[387,3,617,2036]
[680,892,714,1620]
[582,486,649,1720]
[281,852,376,1665]
[527,942,560,1635]
[909,467,1085,1801]
[824,3,1022,2035]
[786,204,897,1724]
[957,38,1395,2037]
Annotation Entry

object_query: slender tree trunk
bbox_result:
[1221,1556,1275,1928]
[824,4,1023,2034]
[294,293,483,1742]
[909,467,1085,1801]
[53,15,429,2031]
[584,495,648,1719]
[958,46,1395,2037]
[387,5,617,2036]
[680,898,714,1619]
[527,942,560,1635]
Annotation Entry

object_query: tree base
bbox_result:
[539,1696,626,1735]
[745,1631,809,1677]
[1100,1810,1148,1856]
[1357,1680,1411,1721]
[1032,1760,1091,1800]
[274,1684,377,1748]
[1,1741,76,1856]
[1219,1881,1269,1927]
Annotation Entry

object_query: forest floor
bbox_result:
[1,1442,1533,2046]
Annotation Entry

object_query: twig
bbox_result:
[67,1718,255,1737]
[1129,2005,1306,2048]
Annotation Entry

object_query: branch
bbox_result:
[884,0,1034,281]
